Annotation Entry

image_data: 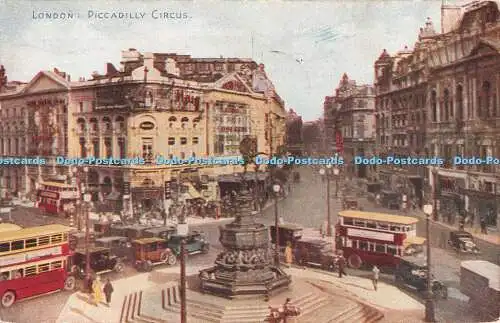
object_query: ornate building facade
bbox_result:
[285,109,303,156]
[0,49,287,213]
[332,73,376,180]
[374,0,500,230]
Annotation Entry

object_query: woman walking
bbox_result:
[91,275,103,306]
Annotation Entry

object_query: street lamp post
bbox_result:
[176,207,188,323]
[273,183,281,267]
[423,203,436,322]
[319,164,339,236]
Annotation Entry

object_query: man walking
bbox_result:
[103,278,114,306]
[372,265,380,291]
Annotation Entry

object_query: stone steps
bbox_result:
[331,303,384,323]
[289,291,331,318]
[119,291,167,323]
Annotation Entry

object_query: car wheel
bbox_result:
[114,262,124,273]
[167,254,177,266]
[160,252,168,263]
[201,244,209,254]
[1,291,16,308]
[64,276,76,291]
[347,254,362,269]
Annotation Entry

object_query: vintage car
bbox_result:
[270,223,303,248]
[72,247,125,279]
[448,231,480,254]
[395,256,448,299]
[295,238,339,271]
[167,231,210,257]
[132,237,177,271]
[94,236,133,262]
[143,226,177,241]
[108,224,129,237]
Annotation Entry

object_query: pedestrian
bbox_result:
[294,246,301,266]
[91,275,103,306]
[284,242,293,267]
[338,255,347,278]
[480,218,487,234]
[372,265,380,291]
[103,278,114,306]
[86,273,94,294]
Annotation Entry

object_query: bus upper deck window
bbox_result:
[0,272,9,280]
[11,240,24,251]
[0,243,9,253]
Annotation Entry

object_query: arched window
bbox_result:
[77,118,86,132]
[181,117,189,129]
[443,89,450,121]
[79,137,86,157]
[456,84,464,120]
[169,116,177,128]
[431,90,437,122]
[102,117,112,131]
[89,118,98,132]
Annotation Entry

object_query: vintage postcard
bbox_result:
[0,0,499,322]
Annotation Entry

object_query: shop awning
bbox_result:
[184,183,202,199]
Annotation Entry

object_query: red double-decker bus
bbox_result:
[36,181,78,215]
[336,210,426,269]
[0,224,76,307]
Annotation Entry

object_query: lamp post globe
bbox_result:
[319,168,326,176]
[273,184,281,193]
[333,167,340,176]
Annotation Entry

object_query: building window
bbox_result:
[456,84,464,121]
[90,118,98,132]
[431,90,437,122]
[168,137,175,145]
[181,117,189,129]
[443,89,450,121]
[118,138,126,159]
[480,81,491,118]
[180,152,185,159]
[103,117,112,131]
[79,137,86,157]
[104,137,112,158]
[192,137,199,145]
[142,138,153,163]
[79,102,83,113]
[180,137,187,145]
[92,138,99,158]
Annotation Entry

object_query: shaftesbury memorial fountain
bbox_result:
[199,136,291,298]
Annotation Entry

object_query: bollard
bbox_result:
[131,292,137,319]
[119,295,128,323]
[162,289,166,309]
[138,291,143,317]
[167,287,172,306]
[125,294,132,322]
[172,286,178,303]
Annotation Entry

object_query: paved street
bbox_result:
[0,166,497,322]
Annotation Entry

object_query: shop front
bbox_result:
[461,188,499,229]
[131,187,163,212]
[438,176,466,225]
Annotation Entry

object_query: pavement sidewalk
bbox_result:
[283,266,424,312]
[56,265,207,323]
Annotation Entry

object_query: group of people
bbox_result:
[86,275,114,306]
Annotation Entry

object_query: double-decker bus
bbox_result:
[336,210,426,269]
[36,181,78,215]
[0,224,76,307]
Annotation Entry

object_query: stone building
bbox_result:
[0,49,287,213]
[285,109,303,156]
[331,74,376,180]
[374,0,500,230]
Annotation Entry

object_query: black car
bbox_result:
[395,256,448,299]
[143,226,177,241]
[295,238,339,271]
[270,223,303,249]
[167,231,209,256]
[448,231,480,254]
[72,247,125,279]
[94,236,133,262]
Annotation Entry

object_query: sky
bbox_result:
[0,0,473,121]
